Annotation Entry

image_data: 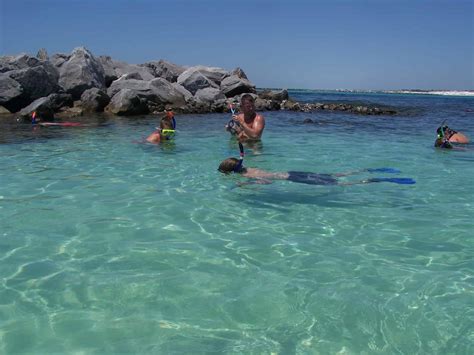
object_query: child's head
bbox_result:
[160,118,173,130]
[218,158,245,174]
[159,118,175,139]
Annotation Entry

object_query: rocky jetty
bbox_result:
[0,47,397,120]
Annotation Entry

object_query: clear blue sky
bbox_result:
[1,0,473,90]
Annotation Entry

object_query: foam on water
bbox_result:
[0,92,473,353]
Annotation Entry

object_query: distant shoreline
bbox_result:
[259,88,474,97]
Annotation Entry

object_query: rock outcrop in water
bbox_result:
[0,47,397,119]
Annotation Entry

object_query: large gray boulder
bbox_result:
[106,89,148,115]
[98,56,155,86]
[108,77,185,107]
[51,53,70,68]
[258,89,288,101]
[220,75,256,97]
[194,87,226,103]
[177,67,219,95]
[58,47,106,99]
[142,60,186,82]
[0,54,41,72]
[9,64,59,100]
[0,58,59,112]
[0,75,23,111]
[171,82,194,103]
[80,88,110,112]
[47,93,74,111]
[18,96,55,120]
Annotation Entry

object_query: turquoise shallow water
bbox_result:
[1,92,473,353]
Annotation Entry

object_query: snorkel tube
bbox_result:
[233,142,245,172]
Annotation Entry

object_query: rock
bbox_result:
[0,53,41,72]
[106,89,148,115]
[18,97,55,120]
[47,93,74,111]
[142,60,186,82]
[220,75,256,97]
[194,87,226,103]
[0,74,24,112]
[36,48,49,60]
[303,118,314,124]
[0,105,11,114]
[98,56,155,87]
[171,82,194,103]
[281,100,301,111]
[9,64,59,100]
[230,67,248,80]
[177,67,219,95]
[58,47,106,99]
[80,88,110,112]
[258,89,288,101]
[50,53,70,68]
[56,106,84,118]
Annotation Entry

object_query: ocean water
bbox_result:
[1,91,473,354]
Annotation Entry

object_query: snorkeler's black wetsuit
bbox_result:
[287,171,338,185]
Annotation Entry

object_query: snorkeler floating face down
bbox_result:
[218,143,415,185]
[218,142,245,174]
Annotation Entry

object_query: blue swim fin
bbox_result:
[368,177,416,185]
[367,168,401,174]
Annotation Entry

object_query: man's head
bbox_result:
[218,158,245,174]
[240,94,255,114]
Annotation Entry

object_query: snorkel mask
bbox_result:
[226,103,241,135]
[161,129,175,139]
[226,120,241,135]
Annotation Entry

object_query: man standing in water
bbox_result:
[228,94,265,140]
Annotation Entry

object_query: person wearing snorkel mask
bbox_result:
[434,123,469,148]
[226,94,265,141]
[218,144,415,186]
[146,111,176,144]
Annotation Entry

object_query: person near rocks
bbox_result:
[146,111,176,144]
[226,94,265,141]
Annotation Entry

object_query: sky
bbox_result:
[1,0,473,90]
